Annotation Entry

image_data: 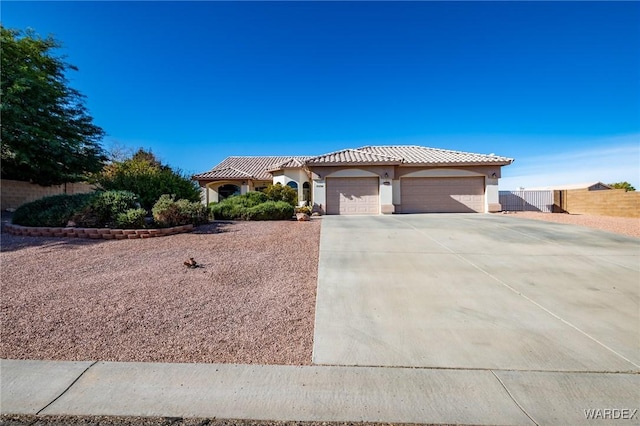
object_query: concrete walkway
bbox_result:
[2,214,639,424]
[2,359,639,424]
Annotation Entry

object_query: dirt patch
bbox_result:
[0,219,321,365]
[500,212,640,239]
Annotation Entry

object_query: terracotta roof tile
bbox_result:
[267,157,313,171]
[305,146,513,166]
[193,156,310,181]
[305,149,402,165]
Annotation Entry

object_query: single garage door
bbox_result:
[401,177,485,213]
[327,177,379,215]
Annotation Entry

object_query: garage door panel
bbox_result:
[327,177,379,215]
[401,177,484,213]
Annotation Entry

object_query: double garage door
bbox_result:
[401,177,485,213]
[326,176,485,214]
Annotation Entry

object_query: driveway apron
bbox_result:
[312,214,640,372]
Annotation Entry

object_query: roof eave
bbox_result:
[306,161,402,167]
[400,160,514,167]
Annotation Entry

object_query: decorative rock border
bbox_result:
[4,223,194,239]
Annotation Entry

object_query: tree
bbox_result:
[608,182,636,192]
[263,183,299,206]
[95,148,201,210]
[1,26,106,185]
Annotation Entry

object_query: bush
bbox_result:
[209,191,267,220]
[152,194,208,227]
[72,190,140,228]
[244,201,294,220]
[95,149,201,210]
[115,208,147,229]
[263,183,298,206]
[240,191,270,206]
[12,193,96,227]
[11,190,145,228]
[209,193,294,221]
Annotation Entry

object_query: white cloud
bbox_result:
[500,134,640,190]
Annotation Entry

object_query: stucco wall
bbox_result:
[1,179,97,210]
[394,165,502,179]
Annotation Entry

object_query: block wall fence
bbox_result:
[1,179,96,210]
[554,188,640,218]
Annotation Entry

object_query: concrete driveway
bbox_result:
[313,214,640,372]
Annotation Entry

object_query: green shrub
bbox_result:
[209,201,239,221]
[12,193,97,227]
[115,208,147,229]
[240,191,270,206]
[244,201,294,220]
[11,191,147,228]
[72,190,140,228]
[209,192,267,220]
[95,149,201,210]
[263,183,298,206]
[152,194,208,227]
[209,193,294,221]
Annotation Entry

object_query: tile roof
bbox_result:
[267,157,312,171]
[306,146,513,166]
[193,146,514,182]
[305,149,402,165]
[193,156,310,181]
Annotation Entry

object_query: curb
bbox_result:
[4,223,194,240]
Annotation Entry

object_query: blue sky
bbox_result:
[3,1,639,189]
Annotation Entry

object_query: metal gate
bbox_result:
[499,190,553,212]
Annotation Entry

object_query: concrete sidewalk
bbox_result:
[2,359,639,425]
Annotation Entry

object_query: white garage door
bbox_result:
[327,177,379,215]
[401,177,485,213]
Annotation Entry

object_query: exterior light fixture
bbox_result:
[491,173,497,178]
[383,172,391,185]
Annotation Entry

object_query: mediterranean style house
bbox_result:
[193,145,514,215]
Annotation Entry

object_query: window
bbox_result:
[286,181,298,191]
[218,184,240,200]
[303,182,311,202]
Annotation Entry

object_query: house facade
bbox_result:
[193,145,514,214]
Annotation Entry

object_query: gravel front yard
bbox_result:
[1,219,321,365]
[500,211,640,239]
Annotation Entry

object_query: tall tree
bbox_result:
[1,26,106,185]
